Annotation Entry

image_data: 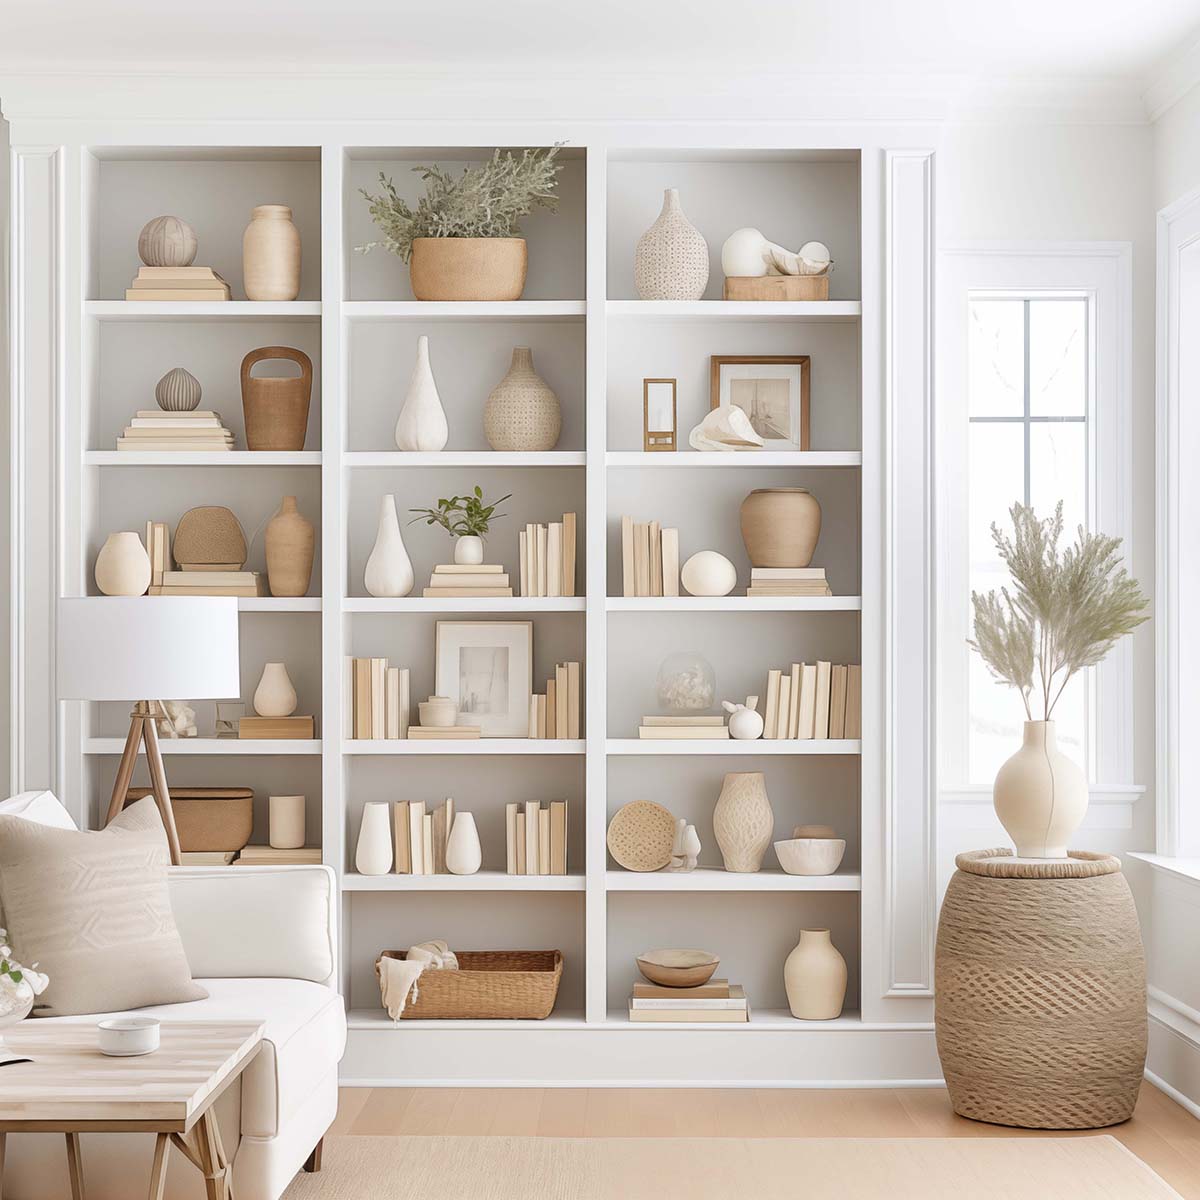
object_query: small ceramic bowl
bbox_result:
[774,838,846,876]
[418,696,458,728]
[636,949,719,988]
[98,1017,160,1057]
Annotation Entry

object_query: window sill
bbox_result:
[1126,853,1200,886]
[940,784,1145,807]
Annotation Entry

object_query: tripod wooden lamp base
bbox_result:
[103,701,183,865]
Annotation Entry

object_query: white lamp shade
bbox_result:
[57,598,241,701]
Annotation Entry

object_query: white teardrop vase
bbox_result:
[395,334,448,451]
[254,662,298,717]
[364,494,414,597]
[94,531,152,596]
[355,802,394,875]
[446,812,483,875]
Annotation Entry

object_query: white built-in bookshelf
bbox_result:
[37,135,937,1085]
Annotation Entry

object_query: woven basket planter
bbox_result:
[375,950,562,1019]
[935,848,1146,1130]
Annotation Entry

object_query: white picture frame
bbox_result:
[435,621,533,737]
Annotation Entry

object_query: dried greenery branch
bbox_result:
[968,501,1148,721]
[408,487,511,540]
[357,145,564,262]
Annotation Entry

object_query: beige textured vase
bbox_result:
[712,771,774,873]
[265,496,315,597]
[94,531,151,596]
[784,928,847,1020]
[409,237,527,301]
[242,204,301,301]
[993,720,1088,858]
[740,487,822,568]
[634,188,710,301]
[484,347,561,451]
[253,662,298,718]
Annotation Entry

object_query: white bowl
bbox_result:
[774,838,846,876]
[98,1017,160,1057]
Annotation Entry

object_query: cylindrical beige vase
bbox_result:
[739,487,822,568]
[784,928,847,1020]
[712,771,773,873]
[484,346,562,451]
[409,237,527,302]
[269,795,306,849]
[95,532,152,596]
[243,204,301,301]
[265,496,315,597]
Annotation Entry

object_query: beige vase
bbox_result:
[265,496,315,597]
[253,662,298,718]
[784,928,847,1020]
[634,188,710,301]
[484,347,561,451]
[243,204,301,301]
[409,237,527,301]
[993,720,1088,858]
[94,531,151,596]
[712,771,773,873]
[740,488,822,568]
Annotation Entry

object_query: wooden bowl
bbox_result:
[636,949,720,988]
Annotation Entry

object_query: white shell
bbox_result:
[138,215,197,268]
[395,335,449,452]
[681,550,737,597]
[688,405,765,452]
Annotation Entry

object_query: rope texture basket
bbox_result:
[375,950,562,1020]
[935,849,1146,1130]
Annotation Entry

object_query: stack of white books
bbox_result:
[746,567,831,597]
[117,410,234,452]
[423,563,512,598]
[638,714,728,740]
[628,980,749,1023]
[125,265,231,301]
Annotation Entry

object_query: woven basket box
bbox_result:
[375,949,563,1019]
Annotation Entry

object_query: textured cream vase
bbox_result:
[395,335,449,451]
[784,928,847,1020]
[484,346,561,451]
[355,802,393,875]
[712,771,774,872]
[94,531,151,596]
[264,495,315,597]
[634,188,710,301]
[253,662,298,717]
[242,204,301,301]
[993,720,1088,858]
[364,494,414,597]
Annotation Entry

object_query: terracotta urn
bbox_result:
[740,487,822,568]
[94,532,151,596]
[484,346,561,451]
[264,496,315,597]
[242,204,301,301]
[409,237,527,302]
[784,928,847,1020]
[993,720,1088,858]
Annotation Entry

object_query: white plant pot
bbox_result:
[355,802,393,875]
[253,662,298,718]
[395,334,448,452]
[454,535,484,565]
[445,812,483,875]
[784,928,847,1020]
[993,719,1088,858]
[94,532,152,596]
[364,494,414,597]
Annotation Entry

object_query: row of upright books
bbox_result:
[504,801,570,875]
[390,799,456,874]
[527,662,582,739]
[763,662,862,739]
[142,520,266,596]
[746,566,831,597]
[344,658,412,740]
[118,409,236,452]
[627,979,749,1023]
[619,515,680,597]
[424,563,512,598]
[518,514,578,597]
[126,265,231,301]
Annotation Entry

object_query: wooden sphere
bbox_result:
[138,215,197,267]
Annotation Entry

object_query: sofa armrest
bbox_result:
[168,864,336,985]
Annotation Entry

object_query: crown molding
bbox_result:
[1143,31,1200,121]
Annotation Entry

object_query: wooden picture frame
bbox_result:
[642,378,678,451]
[434,621,533,737]
[709,355,811,450]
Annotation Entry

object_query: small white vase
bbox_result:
[993,720,1088,858]
[454,535,484,565]
[634,188,710,301]
[445,812,483,875]
[253,662,298,717]
[364,495,414,597]
[712,771,773,872]
[355,802,393,875]
[94,532,151,596]
[242,204,301,301]
[395,335,449,452]
[784,928,847,1020]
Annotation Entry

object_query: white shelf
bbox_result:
[344,451,586,468]
[346,597,584,613]
[85,451,322,467]
[238,597,321,612]
[605,450,862,468]
[345,739,585,755]
[84,738,322,755]
[606,300,861,322]
[606,596,860,612]
[607,738,861,755]
[85,300,322,321]
[343,871,585,891]
[605,868,862,891]
[343,300,585,321]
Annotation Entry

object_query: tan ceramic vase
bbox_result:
[409,237,527,301]
[712,771,773,873]
[94,531,152,596]
[740,487,822,568]
[243,204,301,301]
[784,928,847,1020]
[484,346,561,451]
[265,496,315,597]
[992,720,1088,858]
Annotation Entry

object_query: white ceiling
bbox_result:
[1,0,1197,82]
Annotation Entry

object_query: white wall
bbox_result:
[1155,84,1200,208]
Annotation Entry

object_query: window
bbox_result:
[938,246,1132,791]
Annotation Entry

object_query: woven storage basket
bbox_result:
[935,848,1146,1130]
[375,950,562,1019]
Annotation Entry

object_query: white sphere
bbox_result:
[681,551,737,597]
[721,227,770,278]
[797,240,832,273]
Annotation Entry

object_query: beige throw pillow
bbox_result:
[0,796,207,1017]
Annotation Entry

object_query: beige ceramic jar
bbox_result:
[243,204,301,301]
[739,487,822,567]
[783,928,847,1020]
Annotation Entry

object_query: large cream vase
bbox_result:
[993,720,1088,858]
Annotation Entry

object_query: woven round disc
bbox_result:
[606,800,676,872]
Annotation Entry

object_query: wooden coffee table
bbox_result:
[0,1020,263,1199]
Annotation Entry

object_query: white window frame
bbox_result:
[937,242,1134,798]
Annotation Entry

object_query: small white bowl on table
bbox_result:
[97,1017,160,1057]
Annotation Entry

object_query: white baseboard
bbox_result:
[1146,985,1200,1116]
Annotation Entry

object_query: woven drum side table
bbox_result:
[935,848,1147,1129]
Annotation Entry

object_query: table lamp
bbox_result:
[57,597,241,865]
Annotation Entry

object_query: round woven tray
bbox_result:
[955,847,1121,878]
[606,800,676,872]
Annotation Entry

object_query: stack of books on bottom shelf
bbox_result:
[761,662,862,740]
[746,567,831,597]
[638,715,728,740]
[423,564,513,598]
[235,847,322,866]
[125,265,231,301]
[117,410,235,452]
[504,800,569,874]
[345,657,411,739]
[527,662,582,739]
[628,980,749,1023]
[391,798,456,874]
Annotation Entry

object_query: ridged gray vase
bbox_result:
[155,367,202,412]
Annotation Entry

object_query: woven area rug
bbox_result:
[282,1134,1183,1198]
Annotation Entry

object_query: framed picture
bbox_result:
[643,378,678,451]
[435,621,533,737]
[709,355,811,450]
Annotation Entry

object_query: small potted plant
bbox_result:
[0,928,48,1058]
[358,145,563,302]
[409,487,511,565]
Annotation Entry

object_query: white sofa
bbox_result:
[4,863,347,1200]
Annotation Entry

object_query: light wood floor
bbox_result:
[332,1082,1200,1199]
